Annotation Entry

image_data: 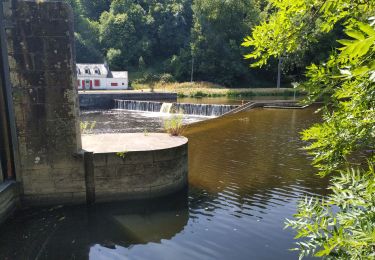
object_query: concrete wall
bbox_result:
[79,92,177,109]
[92,143,188,202]
[0,181,19,224]
[5,0,86,204]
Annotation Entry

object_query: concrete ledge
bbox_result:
[82,133,188,202]
[79,91,177,109]
[0,181,20,224]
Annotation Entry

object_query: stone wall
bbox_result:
[4,0,85,204]
[79,92,177,109]
[0,181,19,224]
[92,143,188,202]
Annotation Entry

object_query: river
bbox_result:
[0,104,328,260]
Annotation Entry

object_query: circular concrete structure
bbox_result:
[81,133,188,202]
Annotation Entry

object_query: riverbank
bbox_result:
[132,81,303,98]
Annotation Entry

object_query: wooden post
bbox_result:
[277,57,282,89]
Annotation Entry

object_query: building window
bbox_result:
[84,67,90,74]
[94,67,101,75]
[94,80,100,87]
[111,82,118,86]
[77,68,81,75]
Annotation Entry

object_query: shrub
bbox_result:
[285,165,375,259]
[163,113,185,136]
[159,73,175,84]
[80,121,96,134]
[191,91,208,98]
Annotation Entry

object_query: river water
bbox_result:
[0,105,328,260]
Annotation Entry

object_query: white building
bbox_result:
[76,63,128,90]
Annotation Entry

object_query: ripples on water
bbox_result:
[0,107,329,260]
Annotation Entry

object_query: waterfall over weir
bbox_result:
[160,103,173,113]
[114,99,239,117]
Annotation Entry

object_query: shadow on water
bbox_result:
[0,189,189,259]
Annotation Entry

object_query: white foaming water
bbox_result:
[160,103,173,113]
[114,99,239,117]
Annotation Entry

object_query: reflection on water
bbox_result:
[0,190,189,259]
[0,106,328,260]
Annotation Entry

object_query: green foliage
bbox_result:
[66,0,281,87]
[190,0,261,86]
[138,56,146,70]
[244,1,375,259]
[98,0,192,69]
[116,150,128,159]
[301,20,375,176]
[106,48,123,70]
[164,113,185,136]
[159,73,176,84]
[65,0,103,62]
[242,0,374,68]
[79,0,111,20]
[80,121,96,134]
[285,165,375,259]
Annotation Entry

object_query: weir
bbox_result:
[0,0,189,213]
[114,99,239,117]
[160,103,173,113]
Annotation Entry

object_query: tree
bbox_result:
[190,0,261,86]
[65,0,103,63]
[148,0,192,59]
[243,0,375,258]
[99,3,152,68]
[79,0,111,20]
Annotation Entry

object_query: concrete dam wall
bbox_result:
[79,92,178,109]
[0,0,188,224]
[114,99,240,117]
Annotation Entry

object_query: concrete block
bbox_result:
[124,151,154,164]
[54,178,85,193]
[153,147,181,162]
[92,153,108,167]
[94,166,117,179]
[116,164,137,177]
[105,153,127,165]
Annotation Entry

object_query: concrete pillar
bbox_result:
[5,0,85,204]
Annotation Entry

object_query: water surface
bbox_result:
[178,96,299,105]
[0,106,328,260]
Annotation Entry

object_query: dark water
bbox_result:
[0,107,328,260]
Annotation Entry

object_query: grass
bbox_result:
[132,81,304,98]
[163,113,185,136]
[80,121,96,134]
